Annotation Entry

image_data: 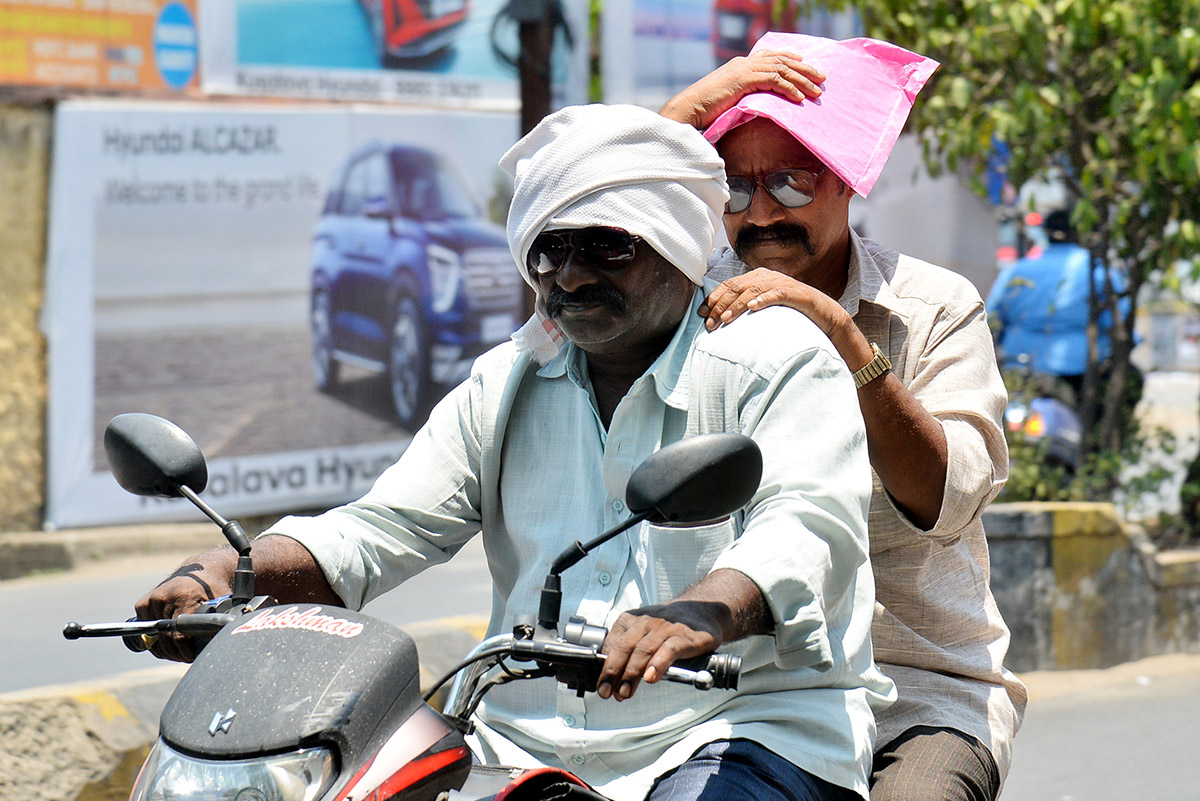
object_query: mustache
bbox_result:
[545,284,628,318]
[733,223,816,257]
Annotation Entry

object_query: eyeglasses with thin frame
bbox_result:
[725,167,828,214]
[525,226,643,278]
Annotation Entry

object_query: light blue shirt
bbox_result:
[268,287,893,799]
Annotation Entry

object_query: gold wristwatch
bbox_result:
[853,342,891,389]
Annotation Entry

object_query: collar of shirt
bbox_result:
[841,228,903,319]
[532,286,705,414]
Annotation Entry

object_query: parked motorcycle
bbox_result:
[64,413,760,801]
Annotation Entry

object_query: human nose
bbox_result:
[742,179,787,226]
[550,249,603,292]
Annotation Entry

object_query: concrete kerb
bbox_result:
[0,614,490,801]
[0,524,221,581]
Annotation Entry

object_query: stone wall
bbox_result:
[986,501,1200,671]
[0,104,51,532]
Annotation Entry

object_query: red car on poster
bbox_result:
[712,0,800,62]
[360,0,469,63]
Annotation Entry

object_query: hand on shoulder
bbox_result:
[700,268,845,338]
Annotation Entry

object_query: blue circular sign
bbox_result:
[155,2,198,89]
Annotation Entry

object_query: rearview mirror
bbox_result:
[625,433,762,525]
[104,413,208,498]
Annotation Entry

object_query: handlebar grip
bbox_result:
[701,652,741,690]
[122,617,156,653]
[668,653,742,690]
[124,633,156,653]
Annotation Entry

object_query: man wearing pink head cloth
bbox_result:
[661,35,1027,801]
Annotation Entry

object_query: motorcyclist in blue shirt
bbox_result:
[987,209,1132,403]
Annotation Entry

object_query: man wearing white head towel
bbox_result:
[136,103,892,801]
[661,35,1028,801]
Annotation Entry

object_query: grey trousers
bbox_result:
[870,726,1001,801]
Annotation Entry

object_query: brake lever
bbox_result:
[63,595,275,654]
[63,613,237,641]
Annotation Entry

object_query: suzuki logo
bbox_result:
[208,708,237,736]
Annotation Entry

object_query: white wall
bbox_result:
[851,135,1000,298]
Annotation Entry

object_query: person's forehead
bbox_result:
[716,118,824,171]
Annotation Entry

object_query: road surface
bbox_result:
[1003,653,1200,800]
[1,537,491,694]
[3,537,1199,800]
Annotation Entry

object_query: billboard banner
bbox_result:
[199,0,588,109]
[0,0,199,91]
[602,0,859,108]
[44,100,522,529]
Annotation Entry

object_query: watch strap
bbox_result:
[853,342,892,389]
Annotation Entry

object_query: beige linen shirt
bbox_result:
[709,231,1027,782]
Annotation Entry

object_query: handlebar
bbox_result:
[439,634,741,722]
[668,652,741,691]
[66,607,742,722]
[63,595,259,653]
[63,613,237,649]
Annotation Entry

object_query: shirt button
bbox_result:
[571,754,586,766]
[561,714,576,727]
[597,572,612,586]
[612,499,624,512]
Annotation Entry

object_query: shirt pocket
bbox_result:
[640,517,737,606]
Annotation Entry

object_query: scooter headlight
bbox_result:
[130,739,335,801]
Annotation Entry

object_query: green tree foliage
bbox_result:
[833,0,1200,497]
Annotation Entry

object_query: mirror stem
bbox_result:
[177,486,252,552]
[177,485,255,603]
[537,511,648,634]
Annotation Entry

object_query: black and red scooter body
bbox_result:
[155,603,472,801]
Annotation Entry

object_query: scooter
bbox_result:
[64,413,760,801]
[1000,352,1083,471]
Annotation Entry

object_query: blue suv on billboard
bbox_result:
[311,141,524,428]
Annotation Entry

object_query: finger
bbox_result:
[745,287,793,311]
[749,51,825,99]
[777,68,824,100]
[644,633,705,684]
[617,631,670,692]
[138,582,205,662]
[149,631,195,663]
[759,51,825,82]
[717,289,765,324]
[597,616,640,698]
[795,61,826,84]
[700,292,729,330]
[139,588,176,625]
[703,281,746,326]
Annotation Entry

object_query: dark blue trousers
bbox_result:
[647,739,860,801]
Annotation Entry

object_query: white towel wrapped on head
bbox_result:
[500,104,729,362]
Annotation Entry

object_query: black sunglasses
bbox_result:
[725,167,828,214]
[526,226,642,278]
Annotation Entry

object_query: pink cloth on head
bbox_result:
[703,33,939,198]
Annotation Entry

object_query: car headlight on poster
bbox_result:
[427,243,463,314]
